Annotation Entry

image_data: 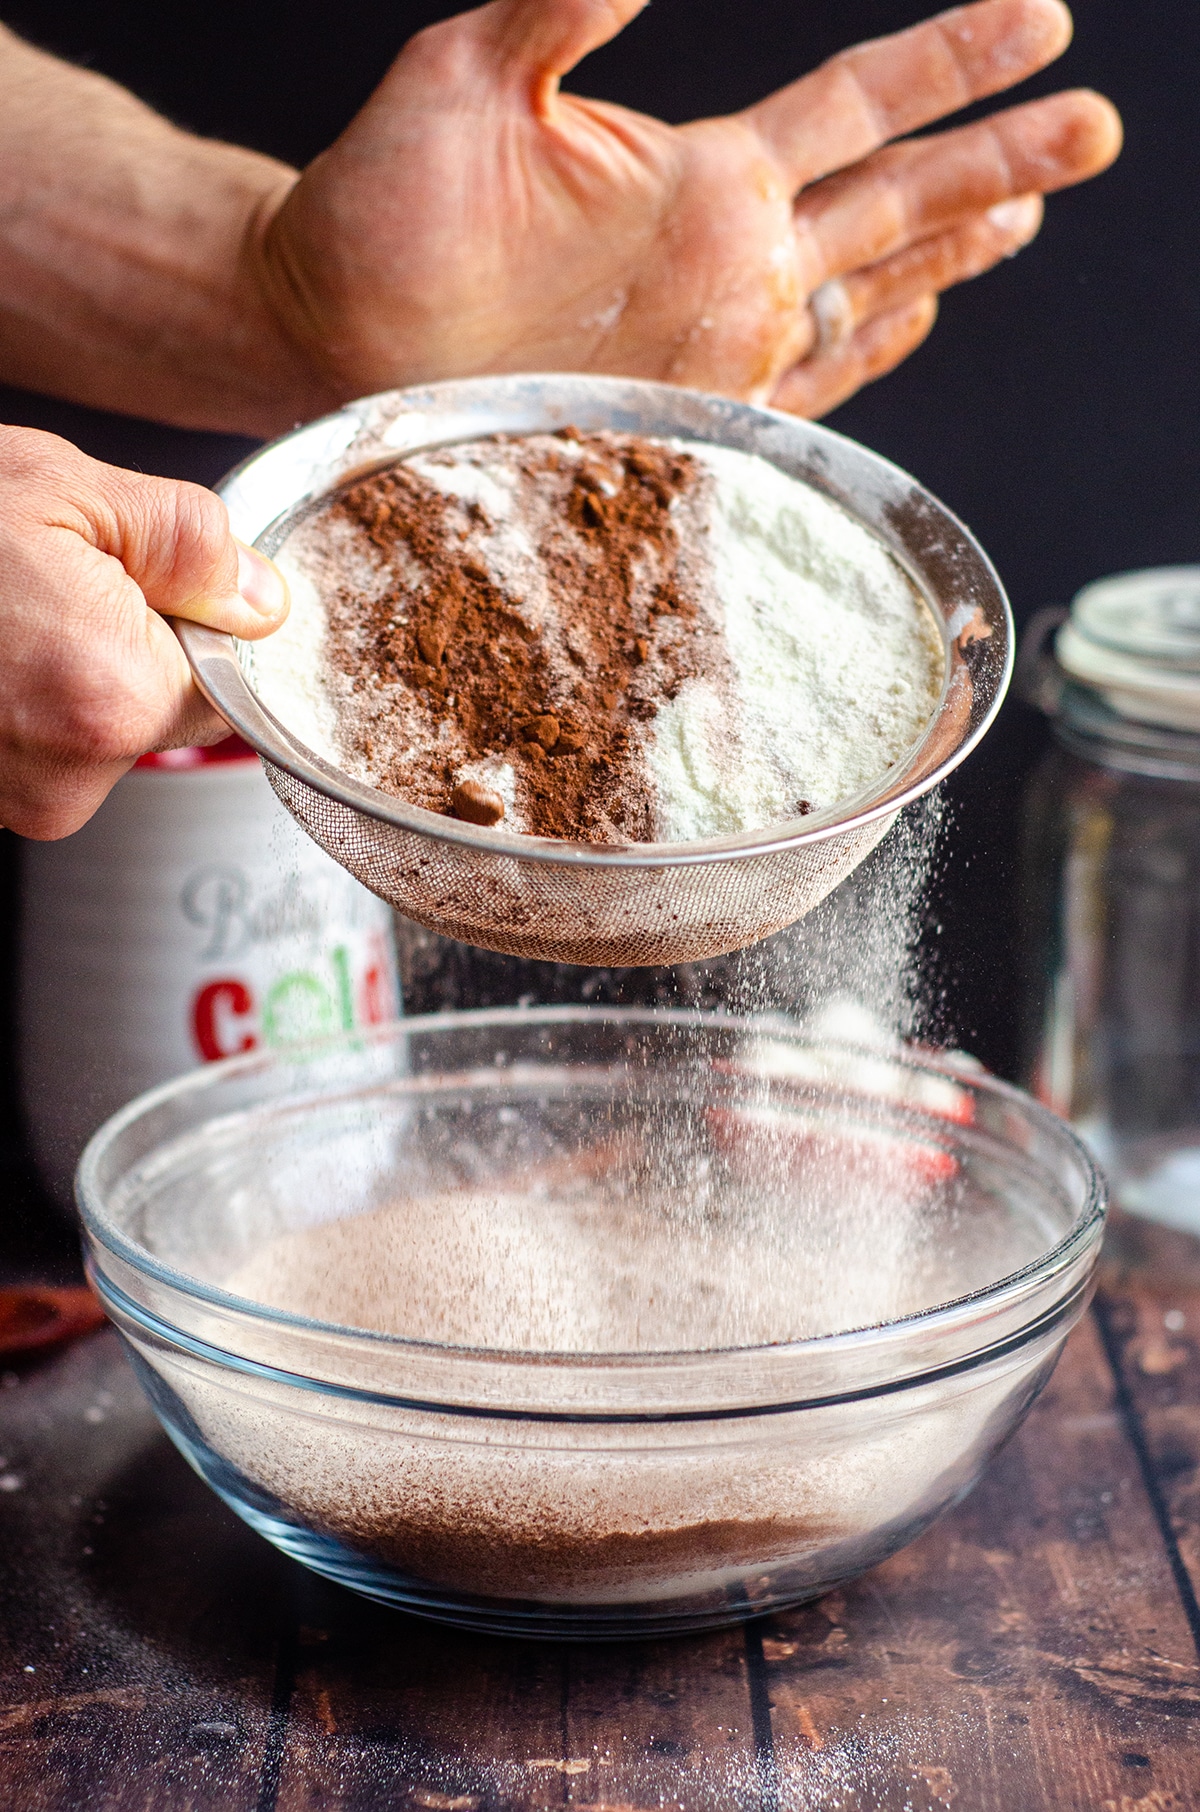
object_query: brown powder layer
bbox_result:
[303,1500,839,1602]
[321,431,717,841]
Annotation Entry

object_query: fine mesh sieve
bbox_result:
[177,376,1011,967]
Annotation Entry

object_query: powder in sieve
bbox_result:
[251,431,944,843]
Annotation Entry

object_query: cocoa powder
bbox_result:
[301,1498,836,1603]
[323,431,712,841]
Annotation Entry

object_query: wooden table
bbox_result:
[2,1210,1199,1812]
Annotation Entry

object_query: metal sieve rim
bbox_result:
[178,374,1013,871]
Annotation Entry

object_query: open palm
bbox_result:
[260,0,1120,418]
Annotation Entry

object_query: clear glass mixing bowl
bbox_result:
[77,1009,1104,1640]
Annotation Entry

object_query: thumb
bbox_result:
[92,469,289,642]
[480,0,649,97]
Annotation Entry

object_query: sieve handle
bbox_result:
[171,619,300,765]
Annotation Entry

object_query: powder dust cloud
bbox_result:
[395,789,949,1050]
[711,790,948,1039]
[210,789,994,1372]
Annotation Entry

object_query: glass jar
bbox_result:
[1022,568,1200,1234]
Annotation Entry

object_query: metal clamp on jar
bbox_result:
[1020,567,1200,1235]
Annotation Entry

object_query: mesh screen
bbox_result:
[265,764,895,966]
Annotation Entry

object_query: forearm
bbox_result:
[0,28,334,436]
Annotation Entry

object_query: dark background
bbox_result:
[0,0,1191,1133]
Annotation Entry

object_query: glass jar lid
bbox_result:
[1056,566,1200,732]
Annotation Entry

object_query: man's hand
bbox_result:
[0,1,1119,435]
[258,0,1121,420]
[0,428,288,838]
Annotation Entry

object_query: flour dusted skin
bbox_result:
[250,431,945,844]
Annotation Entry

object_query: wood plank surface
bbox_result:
[275,1606,763,1812]
[1095,1212,1200,1664]
[760,1309,1200,1812]
[2,1218,1200,1812]
[0,1331,280,1811]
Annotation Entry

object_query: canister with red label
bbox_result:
[18,736,399,1208]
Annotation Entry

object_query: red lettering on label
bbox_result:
[192,978,258,1061]
[359,965,386,1026]
[359,930,398,1026]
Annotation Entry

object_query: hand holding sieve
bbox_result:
[176,376,1012,967]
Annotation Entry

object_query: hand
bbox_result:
[257,0,1121,419]
[0,427,288,838]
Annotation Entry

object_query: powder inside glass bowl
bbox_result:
[127,1046,1067,1613]
[195,1152,1032,1606]
[225,1168,962,1354]
[221,1044,1039,1356]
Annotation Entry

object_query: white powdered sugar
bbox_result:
[647,443,944,840]
[248,509,382,764]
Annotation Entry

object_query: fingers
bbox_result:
[477,0,649,101]
[745,0,1073,191]
[799,194,1042,359]
[0,547,224,841]
[1,662,227,840]
[81,471,289,641]
[781,186,1048,412]
[773,295,939,419]
[795,89,1121,286]
[231,540,291,635]
[0,427,281,839]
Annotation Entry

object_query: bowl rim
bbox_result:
[77,1006,1107,1392]
[176,372,1013,871]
